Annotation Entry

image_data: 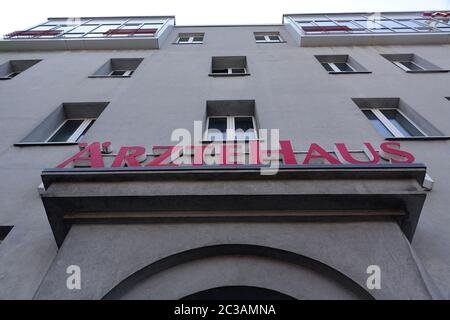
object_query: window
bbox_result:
[16,102,109,145]
[205,116,257,141]
[108,70,134,77]
[0,226,13,244]
[393,60,425,72]
[46,119,95,143]
[362,109,426,138]
[0,60,41,80]
[210,56,249,76]
[176,33,204,44]
[254,32,283,43]
[381,54,449,73]
[315,55,371,74]
[321,62,354,72]
[91,58,143,78]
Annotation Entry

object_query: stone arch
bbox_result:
[103,244,374,300]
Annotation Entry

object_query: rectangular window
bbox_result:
[46,119,95,143]
[205,116,257,141]
[17,102,108,146]
[91,58,143,78]
[315,55,370,74]
[362,108,425,138]
[254,33,283,43]
[0,60,41,80]
[381,54,449,73]
[211,56,248,76]
[176,33,204,44]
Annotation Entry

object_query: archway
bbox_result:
[181,286,296,300]
[103,244,373,300]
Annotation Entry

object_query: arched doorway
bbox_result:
[181,286,296,300]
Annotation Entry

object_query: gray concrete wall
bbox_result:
[0,24,449,299]
[35,222,433,300]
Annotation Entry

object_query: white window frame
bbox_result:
[212,67,247,75]
[255,34,282,43]
[108,70,134,77]
[45,118,95,143]
[392,60,425,72]
[362,108,427,138]
[176,34,204,44]
[322,62,355,72]
[204,116,258,141]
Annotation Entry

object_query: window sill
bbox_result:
[172,42,203,45]
[14,142,79,147]
[255,41,287,44]
[208,73,251,77]
[406,69,450,74]
[385,136,450,141]
[201,139,262,144]
[328,71,372,74]
[88,75,132,78]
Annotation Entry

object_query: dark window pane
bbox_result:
[207,117,227,140]
[362,110,393,138]
[335,62,353,72]
[399,61,424,71]
[48,120,84,142]
[212,69,228,74]
[178,37,189,42]
[193,36,203,42]
[111,70,127,76]
[321,63,334,72]
[231,68,245,74]
[255,35,265,41]
[235,117,255,140]
[381,110,424,136]
[268,35,280,41]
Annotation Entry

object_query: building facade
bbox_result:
[0,11,450,300]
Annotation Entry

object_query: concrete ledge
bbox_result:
[40,164,427,246]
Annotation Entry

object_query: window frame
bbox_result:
[321,61,355,73]
[45,118,95,143]
[176,34,204,44]
[108,70,134,77]
[362,108,427,138]
[204,115,258,141]
[392,60,425,72]
[255,34,283,43]
[211,67,247,75]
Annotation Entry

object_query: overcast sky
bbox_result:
[1,0,450,34]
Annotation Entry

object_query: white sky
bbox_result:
[1,0,450,34]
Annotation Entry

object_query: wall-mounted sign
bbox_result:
[55,140,415,169]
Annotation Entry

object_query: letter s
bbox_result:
[380,142,415,163]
